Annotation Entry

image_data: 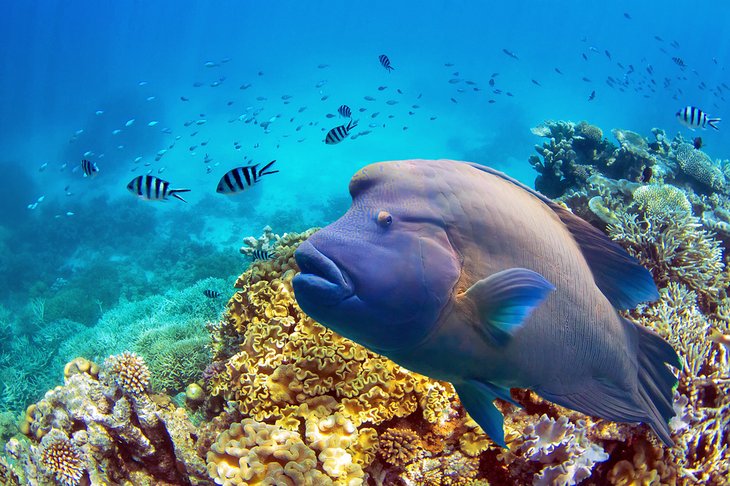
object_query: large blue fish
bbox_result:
[293,159,680,447]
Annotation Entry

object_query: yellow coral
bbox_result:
[378,428,423,467]
[206,419,331,485]
[40,437,85,486]
[633,184,691,216]
[105,351,150,395]
[209,229,429,434]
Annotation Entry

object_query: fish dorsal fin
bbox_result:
[545,201,658,309]
[463,161,659,310]
[465,268,554,345]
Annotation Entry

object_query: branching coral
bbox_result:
[39,434,84,486]
[607,211,726,302]
[105,351,150,395]
[377,428,423,467]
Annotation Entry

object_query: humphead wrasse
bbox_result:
[293,159,680,446]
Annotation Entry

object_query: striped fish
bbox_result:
[379,54,394,72]
[203,289,221,298]
[676,106,720,131]
[81,159,99,177]
[325,120,358,145]
[127,175,190,202]
[251,249,276,261]
[216,160,278,194]
[338,104,352,118]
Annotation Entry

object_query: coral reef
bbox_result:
[3,119,729,485]
[3,354,210,485]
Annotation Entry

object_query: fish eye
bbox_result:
[377,210,393,227]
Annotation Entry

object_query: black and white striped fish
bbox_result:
[325,120,358,145]
[338,104,352,118]
[81,159,99,177]
[251,249,276,261]
[379,54,394,72]
[203,289,221,298]
[127,175,190,202]
[676,106,720,131]
[216,160,278,194]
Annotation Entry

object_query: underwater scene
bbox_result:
[1,1,729,484]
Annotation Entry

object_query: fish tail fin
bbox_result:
[258,160,279,176]
[633,320,681,445]
[170,189,191,203]
[349,119,359,130]
[708,118,721,130]
[536,318,679,446]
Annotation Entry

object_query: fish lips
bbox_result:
[293,240,354,307]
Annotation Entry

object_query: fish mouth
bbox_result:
[293,240,354,306]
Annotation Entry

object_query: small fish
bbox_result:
[95,110,104,115]
[379,54,394,72]
[605,50,612,60]
[240,83,252,90]
[624,12,631,19]
[693,137,703,149]
[532,79,542,87]
[378,86,387,91]
[203,289,221,298]
[502,49,519,60]
[672,57,685,68]
[385,100,398,105]
[180,96,189,101]
[216,160,278,194]
[450,97,458,103]
[338,104,352,118]
[148,121,158,127]
[146,96,156,102]
[676,106,721,130]
[193,82,204,87]
[315,80,327,88]
[204,61,218,68]
[317,63,329,69]
[81,159,99,177]
[449,78,461,84]
[125,119,135,127]
[582,53,588,61]
[39,163,48,172]
[127,175,190,202]
[251,249,276,261]
[489,78,495,87]
[325,120,358,145]
[364,96,376,101]
[588,90,596,101]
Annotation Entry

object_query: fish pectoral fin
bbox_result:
[465,268,554,345]
[455,379,513,447]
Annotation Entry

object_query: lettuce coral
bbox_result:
[206,419,335,485]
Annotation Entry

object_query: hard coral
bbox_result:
[11,357,209,485]
[608,211,725,301]
[206,419,334,485]
[632,184,691,216]
[378,428,423,467]
[673,143,726,192]
[209,229,426,430]
[39,435,84,486]
[105,351,150,395]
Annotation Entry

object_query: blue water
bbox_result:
[1,0,729,410]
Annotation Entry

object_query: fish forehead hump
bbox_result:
[348,159,561,229]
